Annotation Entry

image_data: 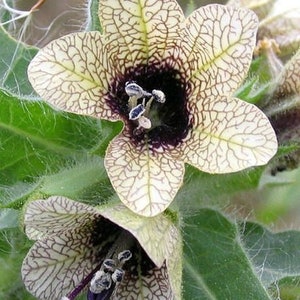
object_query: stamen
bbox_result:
[125,82,150,99]
[64,232,134,299]
[126,82,151,109]
[90,270,112,294]
[89,249,132,296]
[112,66,187,148]
[111,268,124,283]
[64,263,102,300]
[118,250,132,263]
[129,104,145,120]
[102,259,116,272]
[152,89,166,103]
[125,82,167,134]
[144,96,154,116]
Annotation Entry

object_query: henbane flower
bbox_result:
[21,196,181,299]
[27,0,278,216]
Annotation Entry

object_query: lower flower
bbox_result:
[21,196,181,300]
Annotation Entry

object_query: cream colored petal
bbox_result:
[22,227,99,300]
[104,134,184,217]
[99,203,182,298]
[99,0,184,70]
[28,31,119,120]
[115,261,175,300]
[99,204,180,268]
[24,196,98,240]
[181,96,278,173]
[184,5,258,98]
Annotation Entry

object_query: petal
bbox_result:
[22,227,100,300]
[28,32,119,120]
[104,133,184,216]
[24,196,98,240]
[98,204,181,268]
[184,5,258,98]
[180,96,278,173]
[114,261,174,299]
[99,0,184,70]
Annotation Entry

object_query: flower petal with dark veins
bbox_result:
[99,0,185,69]
[179,96,278,173]
[184,5,258,99]
[104,132,185,216]
[28,32,119,120]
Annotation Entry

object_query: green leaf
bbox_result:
[40,156,113,203]
[249,56,273,85]
[255,168,300,224]
[0,209,19,229]
[183,209,271,300]
[183,209,300,299]
[176,142,292,214]
[0,26,37,97]
[0,90,100,183]
[241,221,300,286]
[0,90,121,208]
[0,227,34,300]
[175,164,264,212]
[269,276,300,300]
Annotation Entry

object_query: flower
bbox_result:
[228,0,300,58]
[27,0,278,216]
[21,196,181,300]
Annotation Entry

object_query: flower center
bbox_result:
[108,63,190,149]
[63,226,135,300]
[125,81,166,134]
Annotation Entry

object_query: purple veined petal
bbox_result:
[99,0,185,69]
[28,31,120,121]
[183,5,258,98]
[180,95,278,173]
[104,133,185,217]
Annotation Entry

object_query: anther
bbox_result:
[129,104,145,120]
[118,250,132,263]
[112,268,125,283]
[125,82,151,99]
[152,89,166,103]
[103,259,116,272]
[90,270,112,294]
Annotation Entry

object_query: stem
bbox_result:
[30,0,46,12]
[65,262,103,300]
